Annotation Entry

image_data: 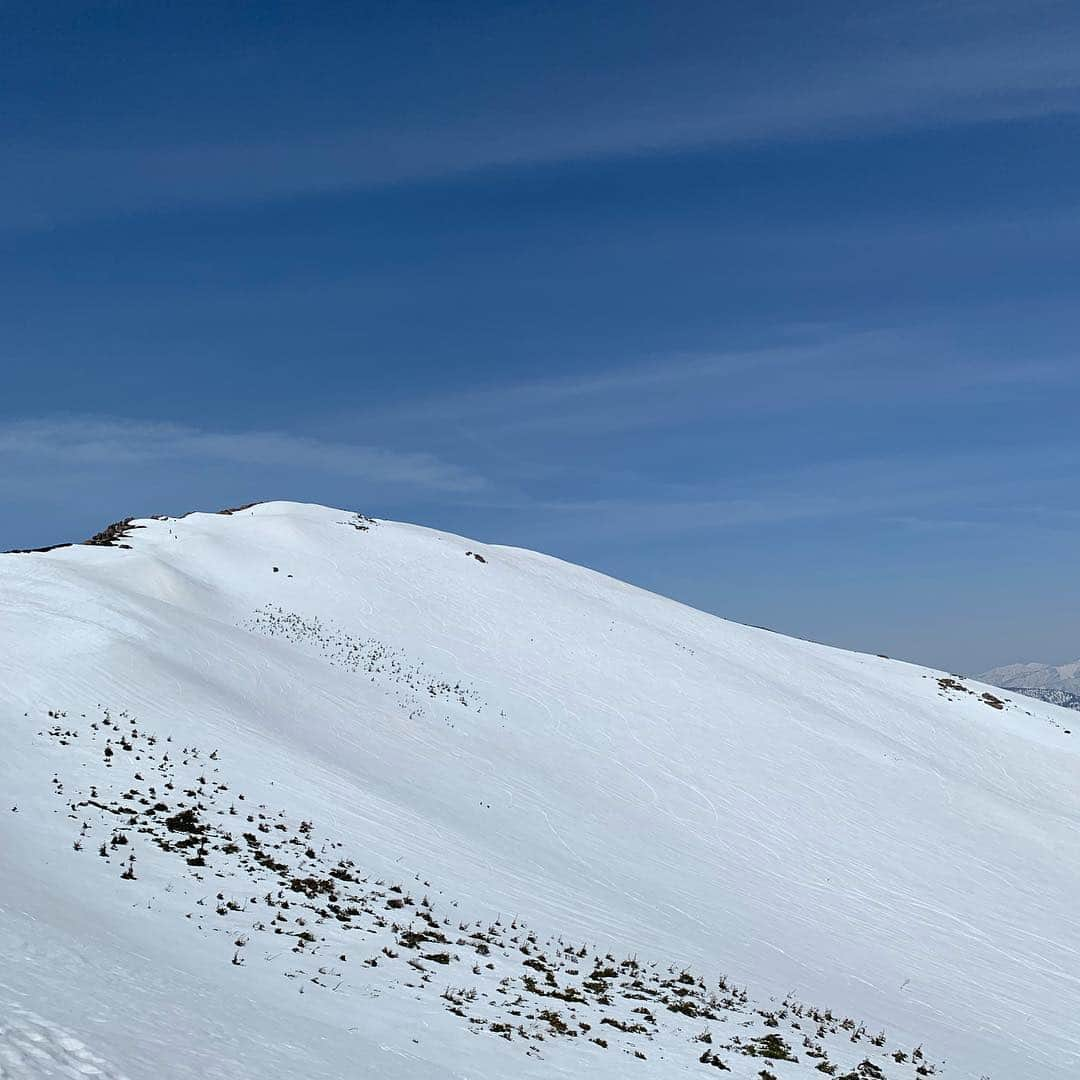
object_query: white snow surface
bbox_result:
[0,501,1077,1080]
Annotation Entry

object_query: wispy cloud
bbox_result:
[351,327,1080,442]
[0,417,485,493]
[6,12,1080,229]
[460,438,1080,551]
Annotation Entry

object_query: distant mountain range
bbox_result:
[979,660,1080,712]
[1001,686,1080,712]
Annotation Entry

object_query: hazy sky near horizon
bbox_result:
[3,1,1079,673]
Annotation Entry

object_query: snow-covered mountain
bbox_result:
[2,502,1077,1080]
[979,659,1080,695]
[978,660,1080,712]
[986,686,1080,713]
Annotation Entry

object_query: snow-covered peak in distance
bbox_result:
[2,501,1077,1080]
[979,659,1080,695]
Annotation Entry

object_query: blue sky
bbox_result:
[3,0,1079,672]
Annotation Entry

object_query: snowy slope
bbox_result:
[1,502,1078,1080]
[980,684,1080,713]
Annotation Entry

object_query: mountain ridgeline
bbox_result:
[2,502,1078,1080]
[979,659,1080,712]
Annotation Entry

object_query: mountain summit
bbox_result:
[979,660,1080,713]
[2,502,1077,1080]
[979,659,1080,695]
